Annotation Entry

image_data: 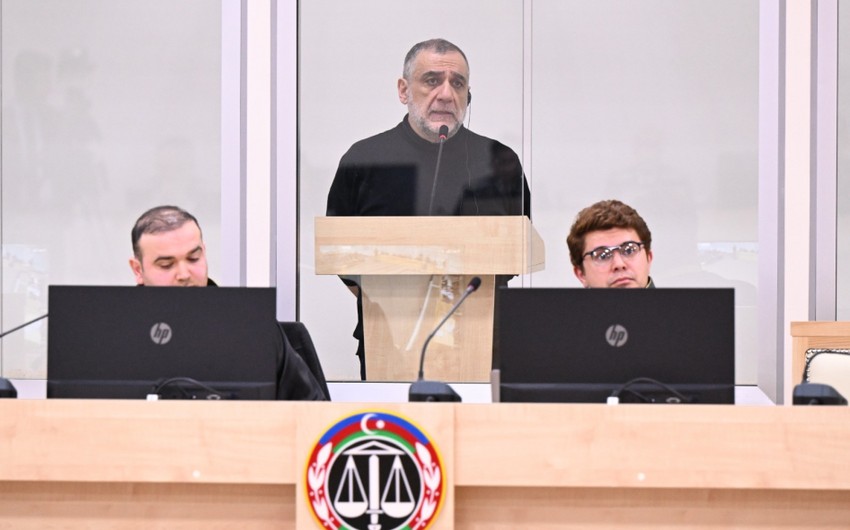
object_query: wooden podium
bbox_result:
[315,216,545,381]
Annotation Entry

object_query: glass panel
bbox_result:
[1,0,221,379]
[299,0,526,380]
[300,0,759,384]
[837,5,850,319]
[530,0,759,383]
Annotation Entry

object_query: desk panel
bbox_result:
[2,400,849,528]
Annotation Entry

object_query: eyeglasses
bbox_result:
[583,241,645,264]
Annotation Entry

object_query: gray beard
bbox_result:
[408,108,463,142]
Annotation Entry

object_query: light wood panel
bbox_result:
[454,403,850,489]
[0,482,294,530]
[315,216,544,275]
[3,400,850,528]
[362,274,494,382]
[0,399,294,484]
[455,487,850,529]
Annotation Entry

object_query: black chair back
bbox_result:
[279,321,331,400]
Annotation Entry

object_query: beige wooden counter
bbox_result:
[1,399,849,528]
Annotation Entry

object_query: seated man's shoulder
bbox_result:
[276,326,328,401]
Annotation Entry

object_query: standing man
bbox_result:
[130,205,327,400]
[326,38,531,378]
[567,199,655,289]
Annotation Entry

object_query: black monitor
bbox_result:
[493,287,735,404]
[47,286,279,400]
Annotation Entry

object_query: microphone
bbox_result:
[0,379,15,399]
[427,124,450,215]
[409,276,481,402]
[793,382,848,405]
[0,313,48,339]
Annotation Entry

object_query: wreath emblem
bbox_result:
[305,412,444,530]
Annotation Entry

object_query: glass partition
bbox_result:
[0,0,222,379]
[838,4,850,319]
[299,0,526,380]
[529,0,759,383]
[0,0,762,388]
[300,0,759,383]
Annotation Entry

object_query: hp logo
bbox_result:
[605,324,628,347]
[150,322,172,345]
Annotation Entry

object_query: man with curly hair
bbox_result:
[567,199,655,289]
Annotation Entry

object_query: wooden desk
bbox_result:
[2,400,850,528]
[791,321,850,385]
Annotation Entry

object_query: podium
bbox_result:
[315,216,545,381]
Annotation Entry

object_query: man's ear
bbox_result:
[573,265,588,288]
[129,257,144,285]
[397,78,409,104]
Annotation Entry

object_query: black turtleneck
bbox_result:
[327,116,530,217]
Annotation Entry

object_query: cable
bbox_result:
[404,275,438,351]
[610,377,692,404]
[462,103,479,214]
[150,377,227,400]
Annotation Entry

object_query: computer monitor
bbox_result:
[47,286,279,400]
[493,287,735,404]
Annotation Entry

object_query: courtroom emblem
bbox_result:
[305,411,445,530]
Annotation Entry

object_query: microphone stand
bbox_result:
[0,313,48,339]
[427,125,450,215]
[409,277,481,402]
[0,314,47,399]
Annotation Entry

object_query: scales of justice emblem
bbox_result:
[305,412,445,530]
